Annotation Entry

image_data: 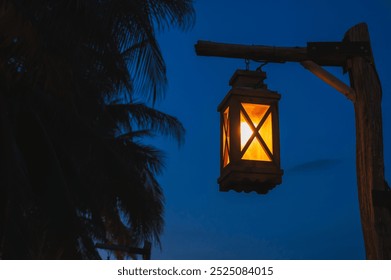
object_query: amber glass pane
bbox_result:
[242,103,269,127]
[240,103,273,162]
[240,112,252,150]
[222,107,230,166]
[242,137,270,161]
[260,113,273,154]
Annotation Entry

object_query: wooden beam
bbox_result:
[195,40,306,62]
[300,60,356,102]
[195,40,347,66]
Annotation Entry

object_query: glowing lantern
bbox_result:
[217,70,283,194]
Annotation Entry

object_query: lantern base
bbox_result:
[218,165,283,194]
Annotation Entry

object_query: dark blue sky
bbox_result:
[146,0,391,259]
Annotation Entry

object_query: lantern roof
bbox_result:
[229,69,267,89]
[217,70,281,112]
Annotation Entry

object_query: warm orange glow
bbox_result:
[240,118,253,149]
[222,107,230,167]
[242,103,268,127]
[260,113,273,154]
[240,103,273,161]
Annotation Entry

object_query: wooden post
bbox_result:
[344,23,391,259]
[195,22,391,259]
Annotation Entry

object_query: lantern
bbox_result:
[217,69,283,194]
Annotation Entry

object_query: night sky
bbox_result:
[145,0,391,259]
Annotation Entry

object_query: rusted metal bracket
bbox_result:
[307,41,371,57]
[307,41,371,68]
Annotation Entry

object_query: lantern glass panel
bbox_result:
[241,103,268,127]
[260,113,273,154]
[222,107,230,167]
[240,112,253,149]
[241,130,270,161]
[240,103,273,162]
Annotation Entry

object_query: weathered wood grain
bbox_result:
[345,23,391,259]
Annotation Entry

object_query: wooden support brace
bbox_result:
[300,60,356,102]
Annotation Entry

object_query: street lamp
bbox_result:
[196,23,391,259]
[217,69,283,194]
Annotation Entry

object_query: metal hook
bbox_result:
[256,61,268,72]
[245,58,250,71]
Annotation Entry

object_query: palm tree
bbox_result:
[0,0,194,259]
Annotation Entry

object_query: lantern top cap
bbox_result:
[229,69,267,89]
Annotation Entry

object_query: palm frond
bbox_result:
[117,129,155,140]
[147,0,195,31]
[108,103,185,145]
[1,0,194,259]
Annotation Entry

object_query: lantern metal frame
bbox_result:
[217,69,283,194]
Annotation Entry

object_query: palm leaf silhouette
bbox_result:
[0,0,194,259]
